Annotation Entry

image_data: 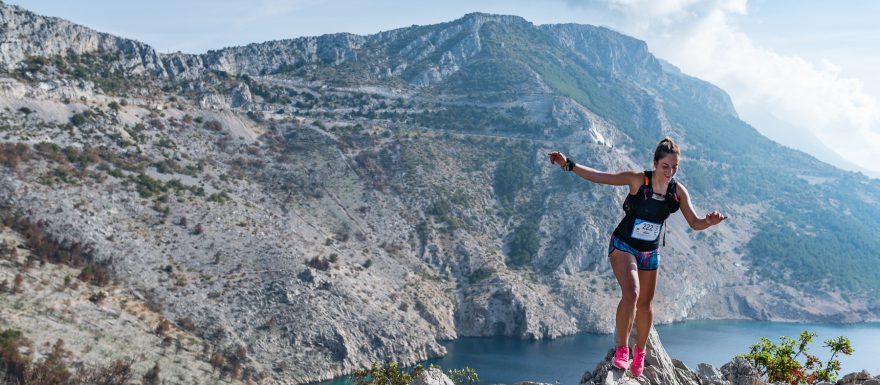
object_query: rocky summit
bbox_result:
[1,2,879,384]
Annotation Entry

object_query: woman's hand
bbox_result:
[548,151,567,168]
[706,211,728,226]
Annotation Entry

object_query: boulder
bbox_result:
[410,368,455,385]
[840,370,873,385]
[720,357,761,385]
[697,363,724,383]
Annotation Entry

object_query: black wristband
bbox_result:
[565,158,576,171]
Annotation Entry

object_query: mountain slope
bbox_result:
[0,4,878,384]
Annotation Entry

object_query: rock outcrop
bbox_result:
[412,368,456,385]
[578,328,753,385]
[837,370,880,385]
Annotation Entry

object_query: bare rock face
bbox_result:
[0,3,165,75]
[231,82,253,108]
[197,33,366,77]
[456,283,579,339]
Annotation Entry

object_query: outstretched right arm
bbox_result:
[548,151,642,191]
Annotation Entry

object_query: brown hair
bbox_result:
[653,137,681,164]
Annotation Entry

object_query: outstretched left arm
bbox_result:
[677,183,727,231]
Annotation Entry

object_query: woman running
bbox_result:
[548,138,727,376]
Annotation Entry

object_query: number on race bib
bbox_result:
[631,219,662,241]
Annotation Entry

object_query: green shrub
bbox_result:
[354,362,424,385]
[89,290,107,303]
[130,173,167,198]
[70,112,88,126]
[205,120,223,131]
[208,192,229,203]
[446,367,480,385]
[741,331,853,384]
[355,362,480,385]
[468,266,494,284]
[507,222,539,266]
[493,151,531,206]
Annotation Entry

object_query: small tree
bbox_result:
[89,290,107,304]
[155,319,172,335]
[142,362,160,385]
[205,120,223,131]
[12,273,23,294]
[177,316,195,331]
[741,331,853,385]
[210,350,224,372]
[75,359,133,385]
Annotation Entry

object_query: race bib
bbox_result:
[631,218,662,241]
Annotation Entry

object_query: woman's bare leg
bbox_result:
[635,268,658,348]
[609,249,639,347]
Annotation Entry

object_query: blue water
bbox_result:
[312,320,880,385]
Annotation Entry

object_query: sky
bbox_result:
[7,0,880,176]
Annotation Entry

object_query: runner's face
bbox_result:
[654,154,679,180]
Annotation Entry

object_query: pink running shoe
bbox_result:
[631,344,647,376]
[612,345,630,370]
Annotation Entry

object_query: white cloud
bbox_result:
[667,5,880,173]
[570,0,880,173]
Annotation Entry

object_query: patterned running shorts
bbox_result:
[608,235,659,271]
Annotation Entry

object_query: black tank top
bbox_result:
[612,171,680,251]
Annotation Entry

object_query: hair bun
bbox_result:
[653,137,681,163]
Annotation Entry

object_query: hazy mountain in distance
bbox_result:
[738,104,880,178]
